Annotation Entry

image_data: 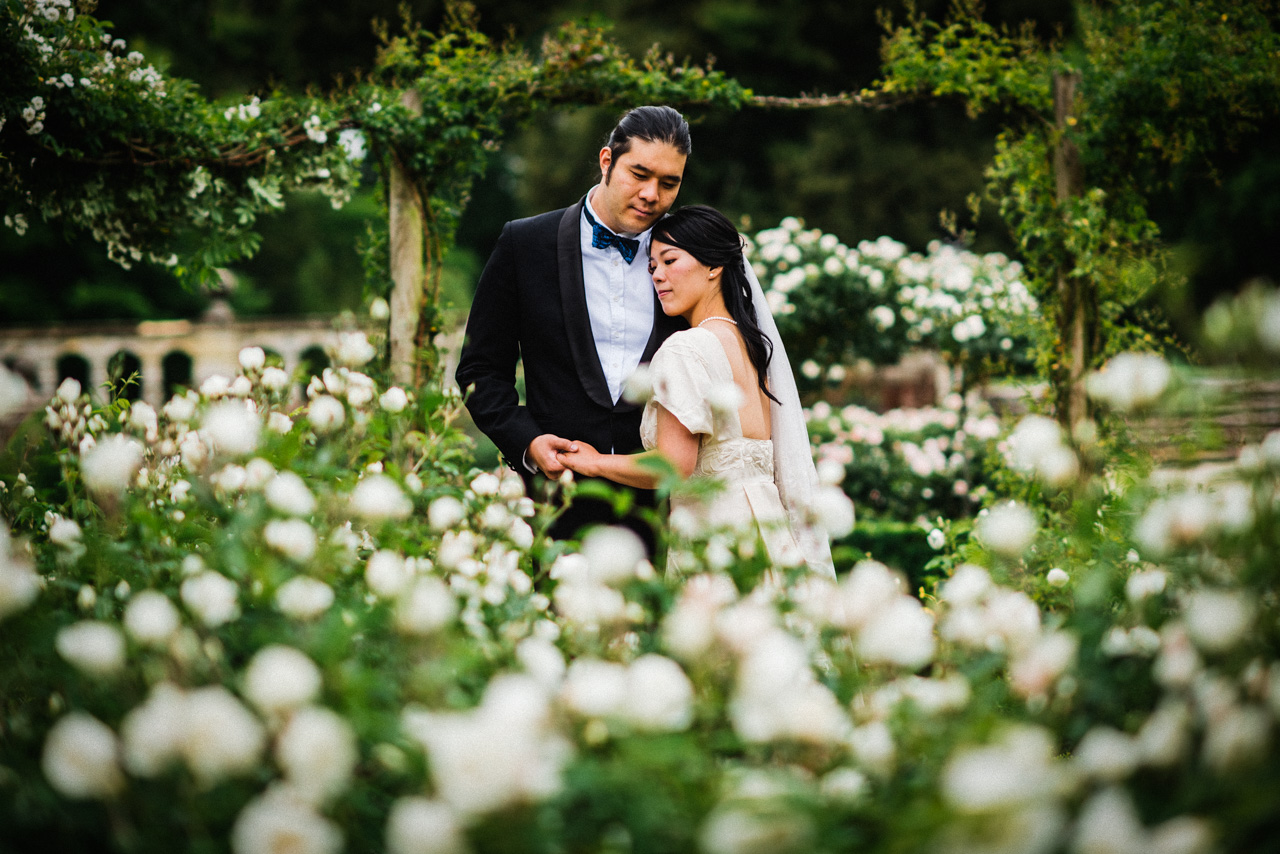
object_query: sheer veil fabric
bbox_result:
[742,257,837,578]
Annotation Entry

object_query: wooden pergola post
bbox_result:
[1052,71,1092,430]
[388,89,426,388]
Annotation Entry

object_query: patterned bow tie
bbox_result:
[583,204,640,264]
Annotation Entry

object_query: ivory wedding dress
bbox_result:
[640,326,833,577]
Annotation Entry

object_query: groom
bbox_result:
[455,105,692,542]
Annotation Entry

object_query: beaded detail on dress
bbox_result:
[693,437,773,480]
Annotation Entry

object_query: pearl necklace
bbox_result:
[697,316,738,328]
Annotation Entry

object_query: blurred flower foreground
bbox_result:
[3,279,1280,854]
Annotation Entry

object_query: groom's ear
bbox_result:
[598,147,612,182]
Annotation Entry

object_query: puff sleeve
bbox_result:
[639,331,736,449]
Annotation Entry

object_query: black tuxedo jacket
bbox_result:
[456,198,687,489]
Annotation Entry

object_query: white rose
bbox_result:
[275,577,335,621]
[201,400,262,457]
[939,564,992,607]
[268,411,294,435]
[350,475,412,521]
[622,654,694,732]
[275,706,358,803]
[127,400,158,438]
[941,725,1064,812]
[333,331,376,368]
[470,472,500,496]
[180,570,240,627]
[264,519,318,563]
[811,486,856,539]
[120,682,187,776]
[179,431,209,470]
[265,471,316,517]
[1046,567,1070,587]
[164,392,197,423]
[244,645,322,715]
[181,685,266,784]
[858,596,936,669]
[366,550,413,598]
[1137,701,1191,767]
[261,366,290,392]
[48,516,83,548]
[1073,725,1140,782]
[1203,704,1270,772]
[244,457,276,490]
[1125,568,1167,603]
[123,590,181,645]
[622,365,653,404]
[42,712,124,799]
[81,434,145,496]
[56,376,82,403]
[55,620,126,677]
[516,636,566,692]
[238,346,266,372]
[975,501,1037,557]
[561,658,629,719]
[1072,788,1147,854]
[379,387,409,413]
[395,576,457,635]
[706,381,744,417]
[580,526,645,585]
[386,797,467,854]
[346,381,375,408]
[308,395,346,434]
[1184,589,1252,654]
[0,551,41,621]
[428,496,465,531]
[1009,630,1077,698]
[231,786,342,854]
[1086,352,1171,411]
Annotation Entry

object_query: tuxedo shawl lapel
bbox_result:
[556,201,615,410]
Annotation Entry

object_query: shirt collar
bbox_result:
[585,185,651,241]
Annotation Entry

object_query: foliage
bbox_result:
[1,0,750,302]
[865,0,1280,416]
[747,216,1038,389]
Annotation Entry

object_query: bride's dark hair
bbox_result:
[651,205,780,405]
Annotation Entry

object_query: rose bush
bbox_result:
[746,218,1039,393]
[1,291,1278,854]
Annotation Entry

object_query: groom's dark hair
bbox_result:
[603,106,691,180]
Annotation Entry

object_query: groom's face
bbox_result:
[596,138,686,235]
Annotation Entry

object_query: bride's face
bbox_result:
[649,239,720,318]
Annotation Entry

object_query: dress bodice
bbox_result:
[693,437,774,482]
[640,327,765,470]
[639,329,804,570]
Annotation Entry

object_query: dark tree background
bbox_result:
[2,0,1273,327]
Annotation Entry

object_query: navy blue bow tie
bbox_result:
[583,204,640,264]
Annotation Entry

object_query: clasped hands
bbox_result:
[527,433,604,479]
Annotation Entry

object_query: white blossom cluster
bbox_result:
[224,96,262,122]
[746,217,1036,371]
[806,394,1001,517]
[13,297,1280,854]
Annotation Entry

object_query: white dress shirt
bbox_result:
[523,189,657,471]
[581,188,656,405]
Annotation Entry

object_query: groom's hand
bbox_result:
[528,434,578,478]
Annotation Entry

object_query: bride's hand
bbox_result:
[556,440,602,478]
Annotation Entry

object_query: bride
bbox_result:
[556,205,836,578]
